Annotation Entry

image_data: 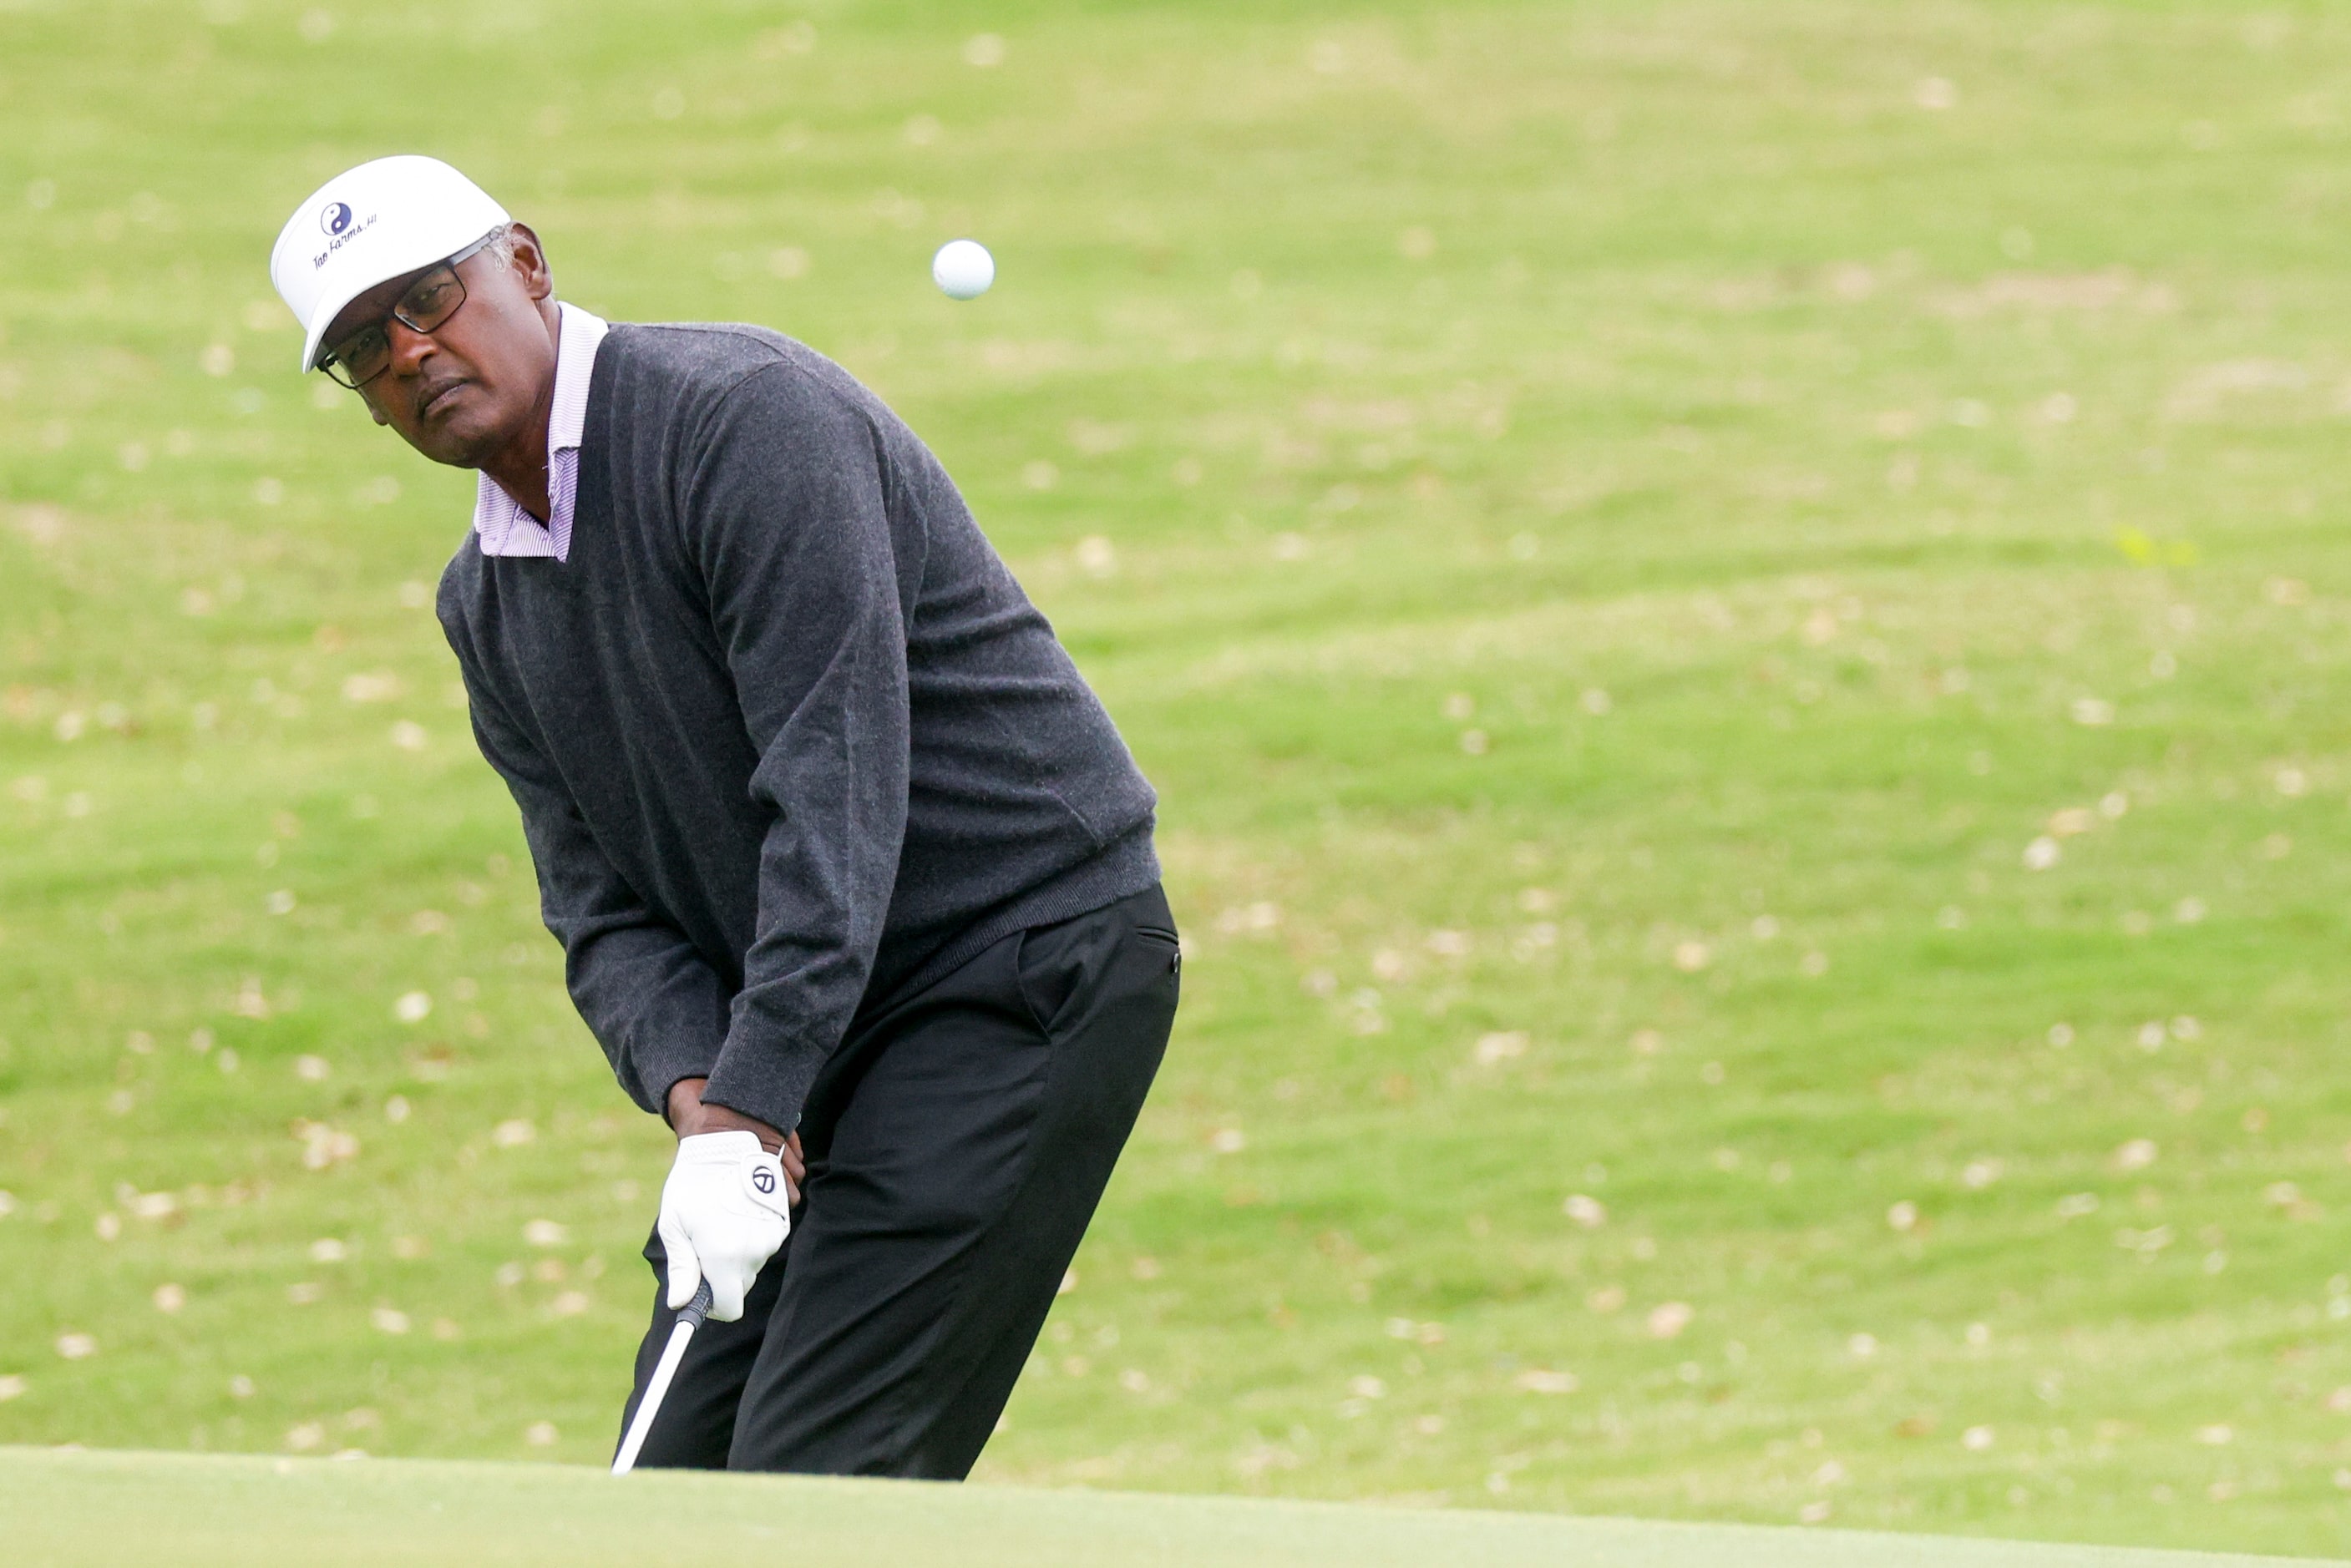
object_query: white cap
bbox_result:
[269,155,510,373]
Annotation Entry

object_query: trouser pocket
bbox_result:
[1014,887,1179,1037]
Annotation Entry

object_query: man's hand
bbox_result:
[667,1077,804,1201]
[656,1130,791,1323]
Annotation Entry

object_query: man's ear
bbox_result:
[506,222,555,303]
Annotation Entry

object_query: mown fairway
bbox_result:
[5,1447,2343,1568]
[4,0,2351,1555]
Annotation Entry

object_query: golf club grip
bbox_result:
[609,1277,717,1475]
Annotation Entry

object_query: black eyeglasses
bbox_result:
[317,230,501,391]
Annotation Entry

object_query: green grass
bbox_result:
[2,1448,2337,1567]
[6,0,2351,1555]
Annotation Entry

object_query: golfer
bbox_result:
[269,156,1179,1476]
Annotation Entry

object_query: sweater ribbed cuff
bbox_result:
[627,1035,723,1124]
[698,1039,824,1137]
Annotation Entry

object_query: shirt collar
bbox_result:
[546,300,610,454]
[469,301,609,557]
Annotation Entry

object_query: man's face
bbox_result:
[322,225,559,468]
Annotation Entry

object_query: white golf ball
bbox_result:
[932,239,995,300]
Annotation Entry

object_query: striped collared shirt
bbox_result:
[471,301,609,562]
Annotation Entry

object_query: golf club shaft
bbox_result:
[611,1278,713,1475]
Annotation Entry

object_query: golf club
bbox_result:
[610,1276,714,1476]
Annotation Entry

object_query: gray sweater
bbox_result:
[438,323,1160,1132]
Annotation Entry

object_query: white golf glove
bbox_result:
[657,1130,791,1323]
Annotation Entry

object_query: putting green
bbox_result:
[0,1448,2335,1568]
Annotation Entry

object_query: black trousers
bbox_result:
[616,883,1180,1476]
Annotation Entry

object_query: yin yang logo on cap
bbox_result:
[320,201,354,237]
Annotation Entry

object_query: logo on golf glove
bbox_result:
[657,1130,790,1323]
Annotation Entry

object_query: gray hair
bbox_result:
[479,222,522,271]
